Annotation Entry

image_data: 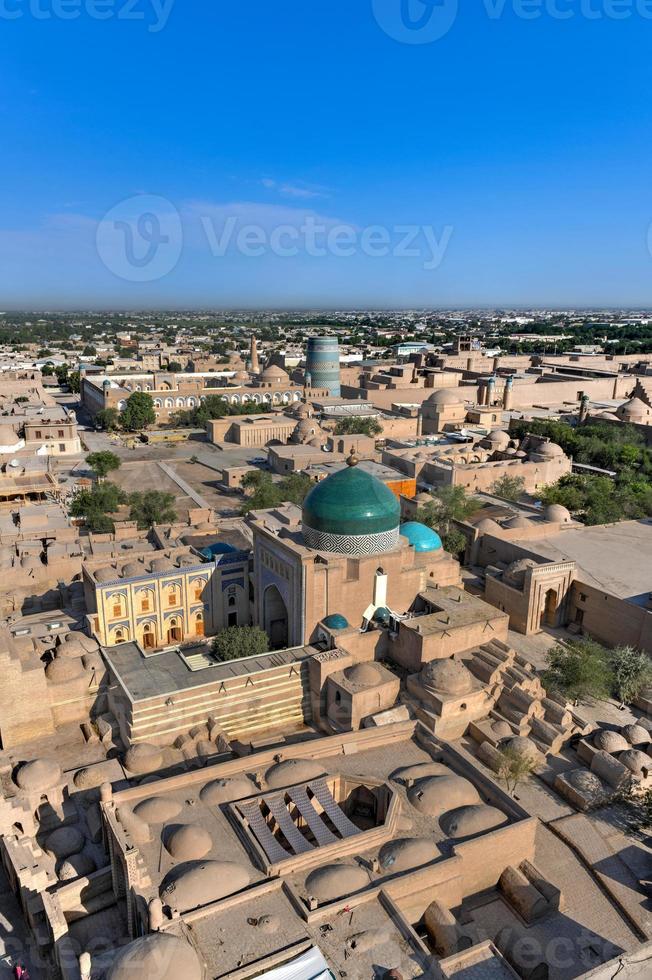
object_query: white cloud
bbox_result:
[260,177,329,199]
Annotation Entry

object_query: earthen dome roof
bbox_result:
[305,863,370,903]
[566,770,604,795]
[407,774,480,816]
[620,724,650,746]
[107,933,203,980]
[165,825,212,861]
[344,662,384,687]
[544,504,572,524]
[619,749,651,776]
[378,837,438,873]
[200,775,255,805]
[593,730,629,754]
[426,388,463,406]
[440,804,508,839]
[15,758,62,793]
[160,860,250,912]
[124,743,163,775]
[421,659,473,696]
[265,758,326,789]
[134,796,182,823]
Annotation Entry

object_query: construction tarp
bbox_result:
[257,946,334,980]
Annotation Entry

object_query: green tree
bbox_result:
[417,485,480,552]
[542,639,613,704]
[609,646,652,708]
[491,475,526,502]
[167,361,183,372]
[128,490,177,528]
[498,746,537,797]
[69,482,127,532]
[54,364,69,385]
[95,408,120,431]
[121,391,156,431]
[513,417,652,525]
[278,472,313,505]
[211,625,269,662]
[240,471,313,514]
[334,416,383,437]
[240,472,282,513]
[86,451,121,480]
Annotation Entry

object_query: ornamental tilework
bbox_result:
[302,525,399,556]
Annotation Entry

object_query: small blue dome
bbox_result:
[400,522,443,553]
[373,606,391,624]
[323,613,349,631]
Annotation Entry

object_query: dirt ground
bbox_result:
[110,459,240,522]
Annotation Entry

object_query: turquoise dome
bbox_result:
[372,606,391,624]
[323,613,349,630]
[302,457,401,556]
[400,522,443,553]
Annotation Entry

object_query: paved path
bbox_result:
[550,813,652,941]
[157,461,210,509]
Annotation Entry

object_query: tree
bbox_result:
[240,471,313,514]
[491,475,525,502]
[334,416,383,437]
[167,361,182,372]
[498,746,537,797]
[128,490,177,529]
[542,639,613,704]
[278,472,313,505]
[609,646,652,708]
[121,391,156,432]
[86,451,121,480]
[211,626,269,662]
[54,364,68,385]
[95,408,120,431]
[417,485,480,552]
[69,482,127,532]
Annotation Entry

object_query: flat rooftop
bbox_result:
[306,459,406,483]
[409,585,507,633]
[513,519,652,606]
[103,641,315,702]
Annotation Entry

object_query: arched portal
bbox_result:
[167,617,183,645]
[141,622,156,650]
[263,585,288,650]
[542,588,558,628]
[194,611,205,637]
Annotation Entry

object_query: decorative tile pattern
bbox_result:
[303,524,399,556]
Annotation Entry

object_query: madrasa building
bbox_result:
[249,453,461,649]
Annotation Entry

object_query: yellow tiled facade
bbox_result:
[83,549,250,649]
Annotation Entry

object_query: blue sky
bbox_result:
[1,1,651,309]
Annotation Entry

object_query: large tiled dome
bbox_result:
[302,456,400,556]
